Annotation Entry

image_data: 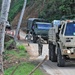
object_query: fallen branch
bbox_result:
[10,63,20,75]
[28,55,48,75]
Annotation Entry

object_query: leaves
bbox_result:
[39,0,75,21]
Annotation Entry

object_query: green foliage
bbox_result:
[4,43,27,60]
[4,46,27,60]
[8,0,24,22]
[39,0,75,22]
[4,62,44,75]
[8,0,33,22]
[17,44,26,51]
[61,14,75,20]
[0,0,75,22]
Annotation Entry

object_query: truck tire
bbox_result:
[57,47,65,67]
[49,42,51,60]
[49,46,51,60]
[50,44,57,62]
[49,42,57,62]
[33,35,36,43]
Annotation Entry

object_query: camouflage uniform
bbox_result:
[25,32,32,46]
[37,36,44,55]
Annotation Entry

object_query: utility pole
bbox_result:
[0,0,11,74]
[14,0,27,42]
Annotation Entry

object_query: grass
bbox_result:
[4,49,27,60]
[4,62,44,75]
[4,44,44,75]
[4,44,28,60]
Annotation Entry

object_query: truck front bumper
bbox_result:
[62,48,75,59]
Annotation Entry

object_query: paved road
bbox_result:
[29,43,75,75]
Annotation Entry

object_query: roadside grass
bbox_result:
[4,62,44,75]
[4,44,28,60]
[4,44,44,75]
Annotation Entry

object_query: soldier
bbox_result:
[25,31,32,46]
[37,36,44,56]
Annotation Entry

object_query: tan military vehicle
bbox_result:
[48,20,75,67]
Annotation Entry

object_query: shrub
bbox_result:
[17,44,26,51]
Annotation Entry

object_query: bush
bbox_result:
[17,44,26,51]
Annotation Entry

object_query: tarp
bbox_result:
[37,23,51,30]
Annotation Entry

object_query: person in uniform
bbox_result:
[25,31,32,46]
[37,35,44,56]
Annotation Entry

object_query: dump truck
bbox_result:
[48,20,75,67]
[27,18,51,43]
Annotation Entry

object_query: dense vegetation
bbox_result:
[0,0,31,22]
[9,0,75,22]
[9,0,35,22]
[39,0,75,21]
[0,0,75,22]
[8,0,24,22]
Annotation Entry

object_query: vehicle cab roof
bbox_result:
[28,18,48,22]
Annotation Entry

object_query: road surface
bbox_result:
[29,43,75,75]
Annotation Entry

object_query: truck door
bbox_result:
[59,23,65,42]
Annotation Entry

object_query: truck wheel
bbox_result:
[33,35,36,43]
[49,48,51,60]
[49,43,51,60]
[57,47,65,67]
[51,44,57,62]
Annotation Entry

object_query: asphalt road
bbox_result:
[29,43,75,75]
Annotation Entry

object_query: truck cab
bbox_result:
[59,20,75,55]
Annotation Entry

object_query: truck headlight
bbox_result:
[63,49,71,54]
[67,50,71,53]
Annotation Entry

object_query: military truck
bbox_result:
[27,18,51,43]
[48,20,75,67]
[33,22,52,43]
[27,18,48,34]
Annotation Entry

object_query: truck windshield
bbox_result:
[65,22,75,36]
[37,23,51,30]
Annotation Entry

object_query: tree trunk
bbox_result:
[0,0,11,74]
[14,0,27,42]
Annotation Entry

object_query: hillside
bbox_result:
[11,0,44,29]
[0,0,74,29]
[38,0,75,21]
